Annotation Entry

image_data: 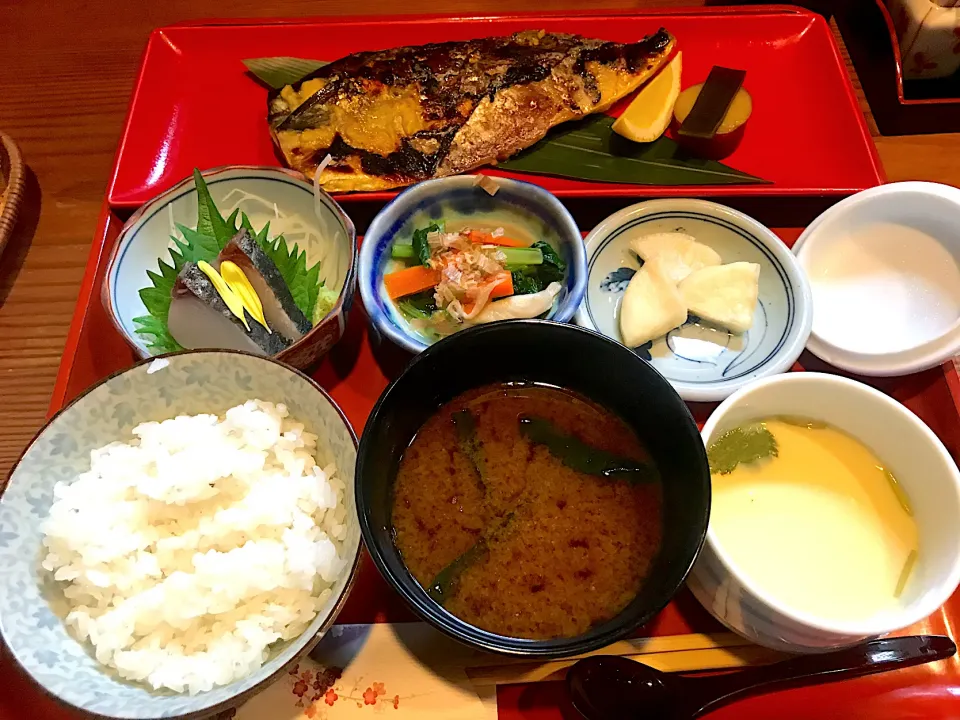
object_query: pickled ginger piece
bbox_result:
[472,282,561,324]
[679,261,760,334]
[218,229,313,342]
[630,232,721,285]
[168,262,289,356]
[619,257,688,348]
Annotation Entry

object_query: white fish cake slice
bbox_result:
[630,232,721,285]
[619,256,688,347]
[679,262,761,334]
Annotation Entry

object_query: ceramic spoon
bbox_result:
[566,635,956,720]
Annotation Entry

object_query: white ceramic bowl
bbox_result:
[688,372,960,652]
[0,351,362,719]
[576,199,813,402]
[794,182,960,376]
[103,166,357,370]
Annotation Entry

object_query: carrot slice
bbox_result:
[383,265,441,299]
[467,230,528,248]
[490,272,514,299]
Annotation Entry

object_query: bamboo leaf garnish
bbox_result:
[243,58,331,90]
[499,115,768,186]
[707,424,779,475]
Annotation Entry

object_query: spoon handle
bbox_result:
[684,635,956,718]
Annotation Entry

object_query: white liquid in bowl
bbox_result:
[711,420,918,623]
[805,222,960,354]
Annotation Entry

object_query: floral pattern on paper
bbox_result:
[281,663,401,716]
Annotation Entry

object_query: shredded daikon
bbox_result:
[216,187,343,295]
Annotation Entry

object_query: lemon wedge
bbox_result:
[612,51,682,143]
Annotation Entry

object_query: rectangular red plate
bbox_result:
[106,6,884,208]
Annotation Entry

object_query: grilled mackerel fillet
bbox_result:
[268,29,675,192]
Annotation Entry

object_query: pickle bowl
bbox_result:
[576,199,812,402]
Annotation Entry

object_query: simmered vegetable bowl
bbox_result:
[384,222,567,342]
[359,175,587,354]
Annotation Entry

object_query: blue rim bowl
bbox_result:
[358,176,587,354]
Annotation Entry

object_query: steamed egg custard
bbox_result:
[709,419,918,623]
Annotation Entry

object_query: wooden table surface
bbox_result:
[1,0,959,478]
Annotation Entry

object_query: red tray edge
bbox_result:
[103,6,885,208]
[157,5,820,29]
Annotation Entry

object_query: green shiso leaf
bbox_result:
[707,424,779,475]
[192,169,234,249]
[255,234,324,318]
[173,225,219,262]
[498,115,768,186]
[134,169,330,352]
[132,315,183,354]
[243,57,330,90]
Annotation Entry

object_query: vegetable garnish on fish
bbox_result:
[134,169,336,355]
[266,29,676,192]
[385,222,566,342]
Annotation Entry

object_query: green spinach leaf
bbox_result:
[412,223,441,267]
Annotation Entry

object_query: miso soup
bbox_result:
[391,383,663,640]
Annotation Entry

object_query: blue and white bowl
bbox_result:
[359,175,587,354]
[576,199,813,402]
[0,351,362,719]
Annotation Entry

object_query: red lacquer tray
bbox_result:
[105,6,883,208]
[4,7,955,718]
[4,211,957,719]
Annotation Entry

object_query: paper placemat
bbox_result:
[219,624,497,720]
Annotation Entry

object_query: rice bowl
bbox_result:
[41,400,349,694]
[0,351,361,719]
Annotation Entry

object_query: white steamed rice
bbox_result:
[40,400,348,694]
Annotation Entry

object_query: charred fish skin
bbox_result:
[172,262,290,356]
[268,29,675,192]
[219,229,313,339]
